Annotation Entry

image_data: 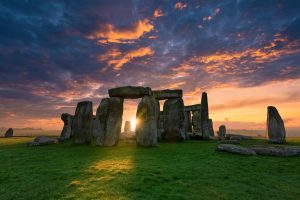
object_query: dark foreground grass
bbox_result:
[0,137,300,200]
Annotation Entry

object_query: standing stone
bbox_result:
[60,113,73,139]
[163,98,186,142]
[218,125,226,140]
[124,121,131,132]
[192,110,201,136]
[72,101,93,145]
[208,119,214,136]
[95,97,123,146]
[267,106,286,144]
[201,92,210,140]
[184,111,193,133]
[136,95,157,147]
[157,111,164,140]
[4,128,13,138]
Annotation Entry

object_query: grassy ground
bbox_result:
[0,137,300,200]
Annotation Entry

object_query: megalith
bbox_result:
[208,119,214,136]
[72,101,93,145]
[157,111,164,140]
[184,111,193,133]
[60,113,73,139]
[136,95,157,147]
[95,97,123,146]
[267,106,286,144]
[218,125,226,140]
[108,86,152,99]
[201,92,210,140]
[124,121,131,132]
[4,128,13,138]
[192,110,201,136]
[152,89,182,100]
[162,98,186,141]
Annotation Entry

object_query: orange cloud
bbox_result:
[99,47,155,71]
[88,19,154,44]
[175,2,187,10]
[153,8,164,18]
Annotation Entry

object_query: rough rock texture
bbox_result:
[108,86,151,99]
[184,104,201,112]
[157,111,164,140]
[124,121,131,132]
[267,106,286,144]
[217,144,256,155]
[229,135,252,141]
[152,89,182,100]
[136,95,157,147]
[163,98,186,142]
[251,146,300,157]
[208,119,214,136]
[218,140,240,145]
[60,113,73,139]
[27,136,57,147]
[184,111,192,138]
[72,101,93,145]
[192,110,201,135]
[201,92,210,140]
[95,97,123,146]
[218,125,226,139]
[4,128,13,138]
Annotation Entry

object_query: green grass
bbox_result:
[0,137,300,200]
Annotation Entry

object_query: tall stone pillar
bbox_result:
[60,113,73,139]
[267,106,286,144]
[72,101,93,145]
[124,121,131,132]
[136,95,157,147]
[192,109,201,136]
[201,92,210,140]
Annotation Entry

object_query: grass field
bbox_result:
[0,137,300,200]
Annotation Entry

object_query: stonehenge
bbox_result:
[218,125,226,140]
[109,86,151,99]
[201,92,210,140]
[72,101,93,145]
[152,89,182,100]
[60,113,73,139]
[124,121,131,132]
[267,106,286,144]
[4,128,13,138]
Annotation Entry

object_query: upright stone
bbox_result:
[163,98,186,141]
[4,128,13,138]
[201,92,210,140]
[60,113,73,139]
[267,106,286,144]
[184,111,193,133]
[95,97,123,146]
[218,125,226,140]
[108,86,151,99]
[192,110,201,136]
[72,101,93,145]
[124,121,131,132]
[136,95,157,147]
[157,111,164,140]
[208,119,214,136]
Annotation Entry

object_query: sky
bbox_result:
[0,0,300,132]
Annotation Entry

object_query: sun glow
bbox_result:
[131,116,138,131]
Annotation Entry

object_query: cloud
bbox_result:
[99,47,155,72]
[175,2,187,10]
[153,8,164,18]
[87,19,154,44]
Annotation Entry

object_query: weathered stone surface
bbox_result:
[217,144,256,155]
[267,106,286,144]
[4,128,13,138]
[184,104,201,112]
[208,119,214,136]
[136,95,157,147]
[108,86,151,99]
[95,97,123,146]
[157,111,164,140]
[27,136,57,147]
[201,92,210,140]
[192,110,201,135]
[229,135,253,141]
[218,125,226,139]
[60,113,73,139]
[251,146,300,157]
[184,111,192,136]
[152,89,182,100]
[72,101,93,145]
[218,140,240,145]
[162,98,186,141]
[124,121,131,132]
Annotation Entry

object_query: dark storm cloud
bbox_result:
[0,0,300,125]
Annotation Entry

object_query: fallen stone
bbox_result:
[267,106,286,144]
[72,101,93,145]
[60,113,73,139]
[27,136,57,147]
[229,135,253,141]
[95,97,123,146]
[218,140,240,145]
[136,95,157,147]
[108,86,152,99]
[251,146,300,157]
[4,128,13,138]
[184,104,201,112]
[152,89,182,100]
[163,98,186,142]
[217,144,256,155]
[201,92,210,140]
